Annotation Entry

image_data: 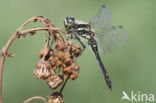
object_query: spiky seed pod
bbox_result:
[33,60,51,79]
[46,74,64,89]
[48,92,63,103]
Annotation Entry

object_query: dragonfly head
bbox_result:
[64,17,75,29]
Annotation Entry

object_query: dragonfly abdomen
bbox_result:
[88,37,112,90]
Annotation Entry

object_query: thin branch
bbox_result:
[18,16,55,31]
[23,96,47,103]
[0,31,18,103]
[60,76,69,93]
[20,27,68,37]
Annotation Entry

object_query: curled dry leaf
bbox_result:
[6,52,17,57]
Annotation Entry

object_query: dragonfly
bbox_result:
[63,5,127,90]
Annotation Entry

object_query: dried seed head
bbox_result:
[63,62,80,80]
[55,41,67,51]
[39,47,48,59]
[39,47,53,60]
[36,39,82,91]
[55,51,71,65]
[62,52,71,63]
[33,60,51,79]
[50,57,63,70]
[64,60,71,67]
[47,74,64,89]
[70,64,80,80]
[48,49,72,71]
[49,56,59,66]
[48,92,63,103]
[70,43,82,57]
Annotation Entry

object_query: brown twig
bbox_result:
[23,96,47,103]
[0,16,69,103]
[20,27,68,37]
[0,31,18,103]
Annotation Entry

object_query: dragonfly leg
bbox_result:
[88,37,112,90]
[73,33,86,50]
[70,33,73,39]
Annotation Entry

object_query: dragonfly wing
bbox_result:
[75,20,88,24]
[90,5,112,31]
[90,5,127,54]
[95,26,127,54]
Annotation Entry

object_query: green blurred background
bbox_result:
[0,0,156,103]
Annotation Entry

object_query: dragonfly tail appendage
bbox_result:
[88,38,112,90]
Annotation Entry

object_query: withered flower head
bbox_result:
[48,92,63,103]
[46,73,64,90]
[70,64,80,80]
[48,53,63,70]
[39,47,53,60]
[39,47,49,59]
[34,28,83,102]
[63,61,80,80]
[33,60,51,79]
[70,43,82,57]
[55,51,71,65]
[55,41,67,51]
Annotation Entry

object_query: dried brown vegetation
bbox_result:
[0,16,83,103]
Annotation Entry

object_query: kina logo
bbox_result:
[121,91,154,102]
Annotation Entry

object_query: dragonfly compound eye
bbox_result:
[65,17,75,27]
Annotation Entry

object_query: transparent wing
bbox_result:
[90,5,127,54]
[95,26,127,54]
[90,5,112,30]
[75,20,88,24]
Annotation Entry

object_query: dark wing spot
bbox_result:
[102,5,106,8]
[112,26,116,29]
[119,25,123,28]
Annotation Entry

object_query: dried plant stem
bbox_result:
[0,31,18,103]
[21,27,67,36]
[23,96,47,103]
[0,16,69,103]
[60,75,70,93]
